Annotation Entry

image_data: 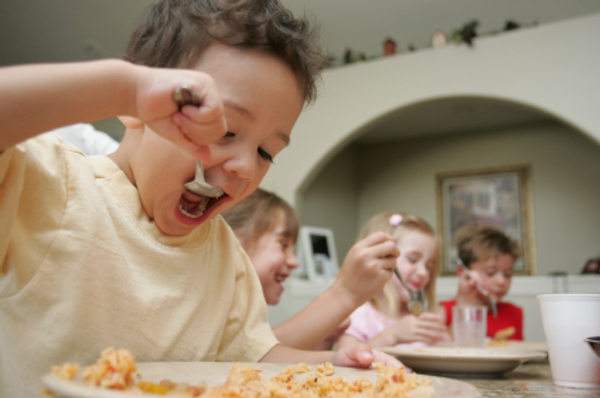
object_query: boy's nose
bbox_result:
[224,148,256,181]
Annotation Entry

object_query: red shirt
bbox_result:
[441,299,523,340]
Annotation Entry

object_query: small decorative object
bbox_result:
[389,213,403,227]
[343,48,354,64]
[407,43,416,52]
[431,30,448,49]
[296,226,339,281]
[582,257,600,274]
[452,20,479,46]
[383,38,397,56]
[323,53,336,68]
[504,20,520,31]
[436,165,534,275]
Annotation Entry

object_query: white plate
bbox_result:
[436,340,548,353]
[380,346,547,375]
[486,340,547,353]
[43,361,481,398]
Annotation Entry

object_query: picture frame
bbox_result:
[296,226,339,281]
[436,165,535,276]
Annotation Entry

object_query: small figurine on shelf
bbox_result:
[582,257,600,274]
[431,30,448,49]
[407,43,416,52]
[504,20,520,31]
[323,52,336,69]
[383,38,396,56]
[452,19,479,47]
[343,48,354,64]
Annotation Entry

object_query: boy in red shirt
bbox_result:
[441,224,523,341]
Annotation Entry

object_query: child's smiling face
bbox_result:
[245,209,299,305]
[392,230,438,303]
[130,43,304,236]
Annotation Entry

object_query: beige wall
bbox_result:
[301,122,600,276]
[262,14,600,207]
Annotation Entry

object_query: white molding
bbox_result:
[436,275,600,299]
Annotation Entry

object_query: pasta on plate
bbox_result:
[50,347,433,398]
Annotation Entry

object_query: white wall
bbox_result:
[261,13,600,208]
[360,123,600,275]
[300,122,600,276]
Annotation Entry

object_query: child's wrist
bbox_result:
[329,280,362,312]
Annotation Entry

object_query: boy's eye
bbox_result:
[258,147,273,163]
[224,131,235,138]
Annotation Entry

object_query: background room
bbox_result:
[3,0,600,341]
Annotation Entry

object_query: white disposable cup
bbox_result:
[538,294,600,389]
[453,306,487,347]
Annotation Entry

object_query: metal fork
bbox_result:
[456,258,498,317]
[393,268,427,317]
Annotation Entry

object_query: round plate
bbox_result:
[435,340,548,353]
[380,346,547,375]
[43,361,481,398]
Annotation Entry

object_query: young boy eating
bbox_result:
[0,1,399,396]
[441,224,523,341]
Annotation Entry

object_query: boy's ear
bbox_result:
[118,116,145,130]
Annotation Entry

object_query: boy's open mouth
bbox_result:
[179,191,224,219]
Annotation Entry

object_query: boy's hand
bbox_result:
[333,341,403,368]
[127,66,227,162]
[333,232,399,309]
[456,268,486,305]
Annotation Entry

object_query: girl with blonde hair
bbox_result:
[337,212,449,348]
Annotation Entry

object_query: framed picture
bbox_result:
[436,165,535,276]
[296,226,339,281]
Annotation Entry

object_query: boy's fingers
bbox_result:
[372,350,403,368]
[172,112,227,146]
[159,121,212,163]
[353,343,375,366]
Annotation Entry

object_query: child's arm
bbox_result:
[272,232,398,350]
[0,60,226,159]
[260,341,403,368]
[370,313,448,347]
[337,313,447,348]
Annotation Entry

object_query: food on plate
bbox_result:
[487,326,516,346]
[53,347,137,389]
[50,348,433,398]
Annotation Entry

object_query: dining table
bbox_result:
[450,359,599,398]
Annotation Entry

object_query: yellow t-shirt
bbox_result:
[0,133,279,397]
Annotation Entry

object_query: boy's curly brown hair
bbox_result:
[455,224,521,268]
[124,0,326,104]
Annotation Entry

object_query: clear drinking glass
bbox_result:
[453,306,487,347]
